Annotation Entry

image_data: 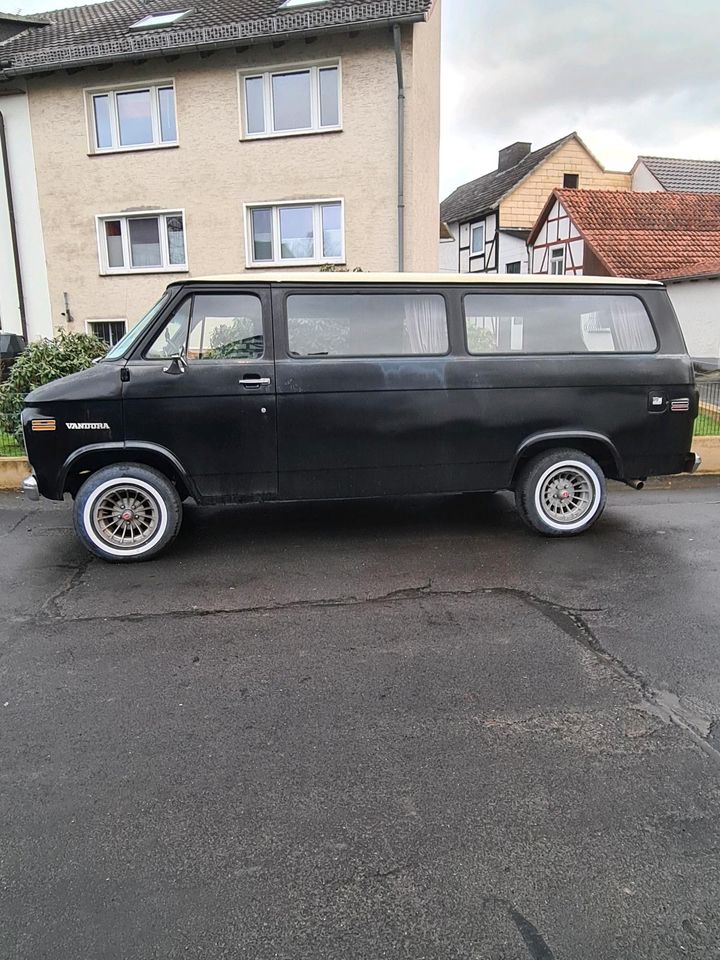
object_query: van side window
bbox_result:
[145,294,264,360]
[286,293,448,357]
[145,298,192,359]
[187,294,264,360]
[464,293,657,355]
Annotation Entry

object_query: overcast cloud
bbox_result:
[441,0,720,195]
[8,0,720,198]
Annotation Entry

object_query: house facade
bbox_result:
[528,189,720,360]
[439,133,630,275]
[0,0,440,344]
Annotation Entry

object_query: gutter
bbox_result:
[392,23,405,272]
[0,13,427,79]
[0,109,28,340]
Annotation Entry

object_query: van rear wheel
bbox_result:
[515,448,606,537]
[74,463,183,562]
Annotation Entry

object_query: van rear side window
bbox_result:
[464,293,657,355]
[287,293,448,357]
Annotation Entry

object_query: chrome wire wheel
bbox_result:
[538,465,595,525]
[91,483,161,550]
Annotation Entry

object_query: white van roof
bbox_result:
[187,272,662,287]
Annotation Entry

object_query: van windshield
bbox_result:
[103,292,172,361]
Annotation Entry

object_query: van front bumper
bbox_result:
[22,474,40,501]
[684,452,702,474]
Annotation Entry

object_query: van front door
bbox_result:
[122,287,277,502]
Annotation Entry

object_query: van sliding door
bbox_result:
[272,285,481,500]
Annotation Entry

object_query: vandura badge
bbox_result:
[65,422,111,431]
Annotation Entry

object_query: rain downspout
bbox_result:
[0,110,28,340]
[392,23,405,272]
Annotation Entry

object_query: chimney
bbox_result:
[498,141,531,172]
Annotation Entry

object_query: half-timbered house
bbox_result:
[439,133,629,275]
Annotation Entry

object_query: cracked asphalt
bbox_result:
[1,478,720,959]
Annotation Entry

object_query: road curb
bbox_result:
[0,457,29,490]
[694,436,720,474]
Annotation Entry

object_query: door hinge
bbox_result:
[120,368,130,382]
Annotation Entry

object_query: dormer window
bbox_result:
[130,10,192,30]
[280,1,330,7]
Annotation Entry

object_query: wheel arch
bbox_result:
[59,442,197,501]
[510,431,623,486]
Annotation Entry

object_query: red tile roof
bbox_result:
[531,189,720,281]
[661,258,720,281]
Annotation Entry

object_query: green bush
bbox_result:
[0,331,107,442]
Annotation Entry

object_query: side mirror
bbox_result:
[163,348,187,376]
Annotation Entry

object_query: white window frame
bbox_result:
[85,79,179,155]
[244,198,345,268]
[86,318,128,346]
[96,209,189,275]
[550,246,566,275]
[470,223,485,255]
[238,59,342,140]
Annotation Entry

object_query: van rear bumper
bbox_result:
[684,452,702,474]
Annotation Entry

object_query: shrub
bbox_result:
[0,331,107,441]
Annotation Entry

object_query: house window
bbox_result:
[470,223,485,255]
[550,247,565,275]
[563,173,579,188]
[246,200,344,266]
[88,82,178,153]
[241,62,341,138]
[505,261,521,273]
[87,320,127,347]
[97,211,187,274]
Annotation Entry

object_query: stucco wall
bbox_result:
[500,139,631,230]
[0,90,53,340]
[439,221,459,272]
[403,0,441,272]
[25,23,439,334]
[666,278,720,360]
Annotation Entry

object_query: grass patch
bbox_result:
[0,429,23,458]
[695,408,720,437]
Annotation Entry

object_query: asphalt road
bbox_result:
[1,478,720,959]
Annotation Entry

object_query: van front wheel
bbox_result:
[74,463,183,562]
[515,448,607,537]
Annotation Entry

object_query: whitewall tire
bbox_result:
[515,448,607,537]
[73,464,183,562]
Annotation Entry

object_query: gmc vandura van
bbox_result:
[22,273,700,562]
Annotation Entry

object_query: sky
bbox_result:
[8,0,720,198]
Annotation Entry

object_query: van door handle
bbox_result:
[241,375,271,387]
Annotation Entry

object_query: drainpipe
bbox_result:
[0,110,28,340]
[392,23,405,272]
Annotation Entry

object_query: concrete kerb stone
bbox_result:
[0,458,30,491]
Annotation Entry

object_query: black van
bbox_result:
[21,273,700,562]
